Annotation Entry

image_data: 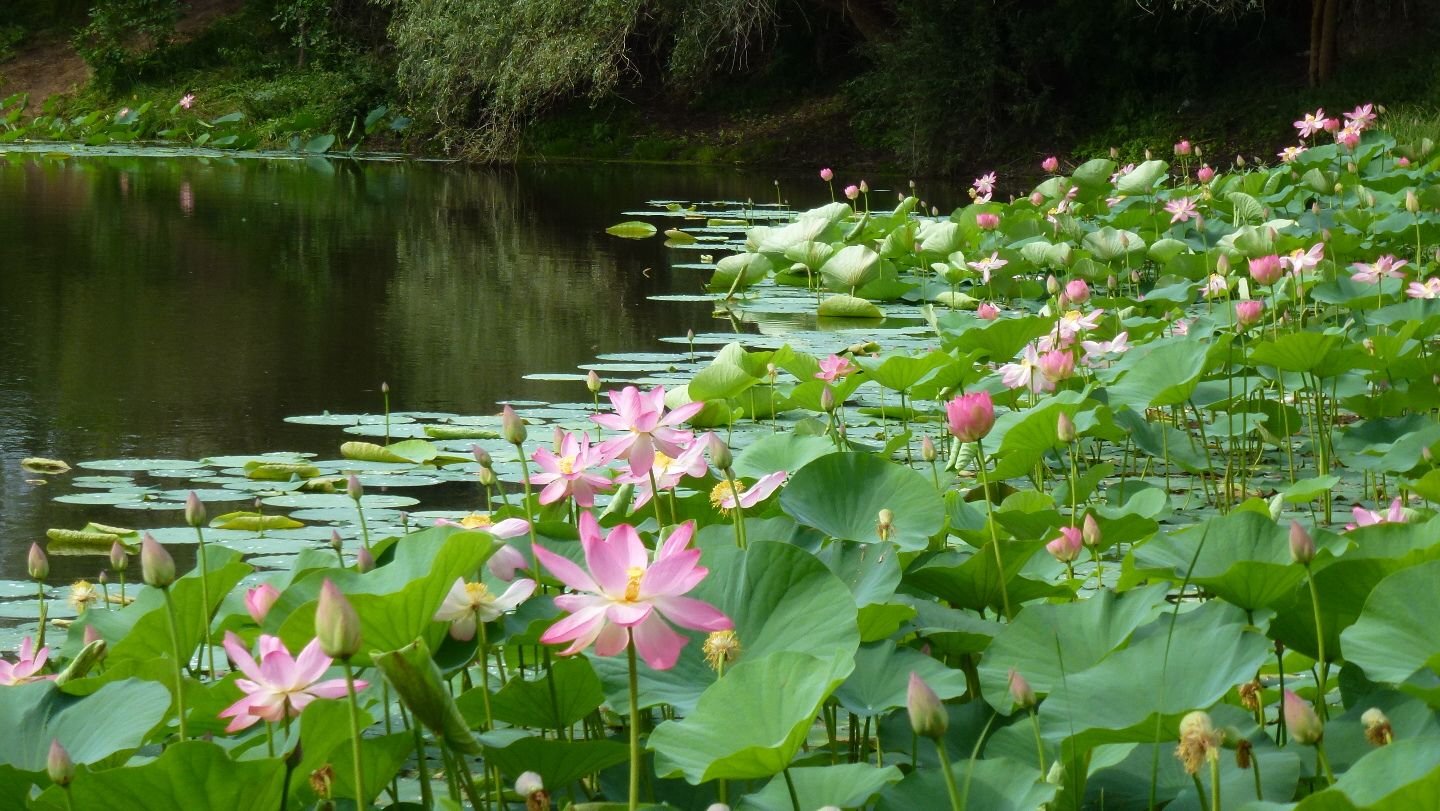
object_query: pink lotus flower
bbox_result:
[977,302,1000,320]
[246,584,281,625]
[1282,243,1325,278]
[1051,308,1105,347]
[1336,124,1362,149]
[1109,163,1135,184]
[1398,156,1411,168]
[179,93,195,109]
[946,391,995,442]
[1080,332,1130,366]
[1174,139,1192,156]
[1029,191,1045,207]
[1278,145,1307,163]
[1295,109,1327,138]
[1042,156,1059,173]
[1345,103,1376,128]
[219,633,364,732]
[1249,255,1284,286]
[1046,526,1083,562]
[0,637,53,685]
[1284,689,1324,744]
[1350,255,1409,284]
[1407,278,1440,299]
[1347,497,1406,531]
[533,513,732,671]
[433,577,536,640]
[1064,279,1090,304]
[1000,345,1044,393]
[967,252,1008,283]
[976,213,1000,230]
[434,513,531,538]
[592,386,703,477]
[713,470,787,512]
[815,354,858,382]
[1196,164,1215,184]
[1235,300,1264,327]
[622,436,709,511]
[844,185,860,201]
[971,172,998,203]
[1322,117,1341,133]
[1202,273,1228,298]
[1173,318,1192,336]
[819,168,833,182]
[1165,196,1198,224]
[531,431,616,508]
[1038,349,1075,385]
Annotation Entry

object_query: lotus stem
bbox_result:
[413,724,434,810]
[627,632,641,811]
[1209,752,1222,811]
[1252,747,1264,800]
[513,440,541,548]
[1316,739,1336,786]
[476,613,494,732]
[974,441,1013,621]
[936,738,964,811]
[35,582,46,649]
[1030,708,1045,776]
[342,659,367,806]
[647,466,668,529]
[724,468,747,549]
[355,499,372,553]
[783,767,802,811]
[193,524,216,680]
[1305,571,1329,720]
[160,589,188,741]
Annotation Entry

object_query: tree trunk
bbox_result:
[1318,0,1339,83]
[1308,0,1324,86]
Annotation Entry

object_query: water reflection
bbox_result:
[0,154,789,581]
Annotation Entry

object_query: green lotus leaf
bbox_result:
[742,763,903,811]
[1132,510,1306,611]
[877,756,1055,811]
[732,433,834,478]
[373,637,481,755]
[835,640,968,718]
[61,741,285,811]
[480,732,629,792]
[781,452,944,551]
[463,655,604,730]
[819,244,880,292]
[816,294,884,318]
[1342,560,1440,700]
[0,678,170,771]
[605,220,657,239]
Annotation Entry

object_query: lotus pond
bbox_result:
[5,108,1440,811]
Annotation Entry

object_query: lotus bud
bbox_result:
[1046,761,1065,785]
[1362,707,1393,746]
[931,206,939,216]
[316,579,362,660]
[28,543,49,580]
[1197,164,1214,183]
[83,624,103,647]
[1042,156,1059,173]
[876,509,895,543]
[819,167,833,182]
[470,445,492,468]
[906,672,948,739]
[706,806,731,811]
[1176,711,1222,775]
[1046,526,1083,562]
[1195,146,1204,158]
[184,490,206,528]
[488,544,528,581]
[921,435,937,462]
[346,474,363,502]
[1046,274,1060,295]
[355,545,375,573]
[1109,146,1119,159]
[140,533,175,588]
[246,583,281,625]
[1106,274,1118,290]
[1174,139,1192,156]
[330,530,343,552]
[820,386,837,413]
[1082,513,1101,547]
[897,192,904,203]
[1057,292,1069,310]
[859,180,869,194]
[1064,279,1089,304]
[1334,183,1345,196]
[1216,254,1230,275]
[1407,189,1420,214]
[1057,413,1077,443]
[109,540,128,572]
[1009,668,1036,709]
[1235,299,1263,327]
[707,433,733,471]
[1289,521,1315,565]
[1144,148,1153,161]
[1283,690,1323,744]
[502,405,527,445]
[586,370,602,393]
[1029,191,1044,207]
[1399,156,1412,167]
[478,466,496,487]
[976,212,1000,230]
[381,381,389,395]
[97,569,108,586]
[1235,154,1246,168]
[977,302,1000,320]
[1130,270,1141,284]
[47,739,73,787]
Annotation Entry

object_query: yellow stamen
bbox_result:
[624,566,645,602]
[709,480,746,512]
[459,513,494,529]
[703,630,741,671]
[463,581,491,607]
[558,455,576,475]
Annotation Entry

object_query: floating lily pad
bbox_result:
[78,459,204,472]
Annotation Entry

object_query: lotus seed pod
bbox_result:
[140,533,175,588]
[184,491,206,528]
[1362,707,1393,746]
[877,509,894,540]
[1175,711,1223,775]
[315,579,362,660]
[501,405,527,445]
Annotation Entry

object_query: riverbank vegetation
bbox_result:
[3,1,1440,171]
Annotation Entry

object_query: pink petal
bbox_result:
[656,521,696,560]
[609,523,650,572]
[223,632,265,683]
[628,435,655,478]
[308,678,360,699]
[495,578,537,611]
[630,613,688,671]
[591,412,629,431]
[653,595,733,632]
[641,550,706,597]
[532,544,600,594]
[540,603,608,646]
[490,518,531,539]
[593,622,630,657]
[538,479,569,505]
[434,578,470,622]
[738,471,787,507]
[605,601,653,627]
[449,613,477,641]
[291,638,333,687]
[585,525,632,597]
[661,400,705,427]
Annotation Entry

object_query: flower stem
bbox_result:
[355,498,372,553]
[413,725,434,810]
[193,525,215,680]
[1030,709,1045,776]
[975,441,1013,621]
[627,633,641,811]
[1316,740,1337,785]
[782,767,802,811]
[513,441,541,549]
[160,589,188,741]
[1306,571,1329,720]
[477,614,494,732]
[936,738,964,811]
[342,659,367,807]
[35,582,46,649]
[647,466,668,529]
[724,468,747,550]
[1209,753,1222,811]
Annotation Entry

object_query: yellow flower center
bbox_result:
[463,581,491,607]
[459,513,494,529]
[652,451,673,474]
[624,566,645,602]
[558,455,576,475]
[709,480,746,511]
[703,630,741,671]
[69,580,98,611]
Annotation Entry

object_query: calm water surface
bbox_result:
[0,152,822,583]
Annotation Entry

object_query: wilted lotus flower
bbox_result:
[1362,707,1393,746]
[1175,710,1222,774]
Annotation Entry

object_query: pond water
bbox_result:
[0,151,848,586]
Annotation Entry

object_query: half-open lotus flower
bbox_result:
[533,512,732,670]
[433,577,537,640]
[218,632,364,732]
